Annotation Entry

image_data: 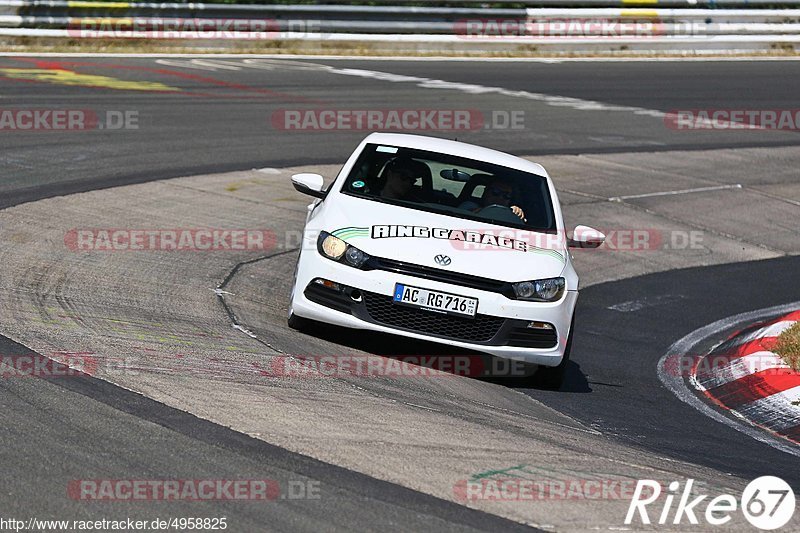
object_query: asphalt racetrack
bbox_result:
[0,55,799,531]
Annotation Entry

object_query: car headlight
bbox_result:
[317,232,371,268]
[319,232,347,260]
[512,277,565,302]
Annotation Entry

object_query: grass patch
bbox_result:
[775,322,800,371]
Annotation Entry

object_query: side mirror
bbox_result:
[568,225,605,249]
[291,173,326,199]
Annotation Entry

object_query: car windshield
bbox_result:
[339,143,556,232]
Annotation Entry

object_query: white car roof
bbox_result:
[362,132,549,177]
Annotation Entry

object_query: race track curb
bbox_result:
[693,310,800,444]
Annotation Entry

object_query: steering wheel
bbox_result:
[477,204,522,224]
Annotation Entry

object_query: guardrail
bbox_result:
[0,1,798,53]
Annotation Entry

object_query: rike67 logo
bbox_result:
[626,476,795,530]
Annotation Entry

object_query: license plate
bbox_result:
[392,283,478,318]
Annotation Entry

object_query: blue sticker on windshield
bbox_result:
[352,180,365,188]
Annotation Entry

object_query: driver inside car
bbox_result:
[459,177,526,222]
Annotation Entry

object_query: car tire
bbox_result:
[533,316,574,390]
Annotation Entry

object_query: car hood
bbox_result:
[319,196,567,283]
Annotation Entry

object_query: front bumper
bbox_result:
[290,250,577,366]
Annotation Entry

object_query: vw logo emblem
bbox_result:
[434,254,452,266]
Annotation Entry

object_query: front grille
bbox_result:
[362,291,504,342]
[363,257,512,297]
[505,325,558,348]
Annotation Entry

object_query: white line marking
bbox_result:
[317,67,783,133]
[324,67,666,119]
[657,301,800,458]
[587,135,666,146]
[160,57,661,123]
[400,401,441,412]
[186,59,245,70]
[154,58,223,71]
[212,288,234,296]
[609,184,742,202]
[232,324,258,339]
